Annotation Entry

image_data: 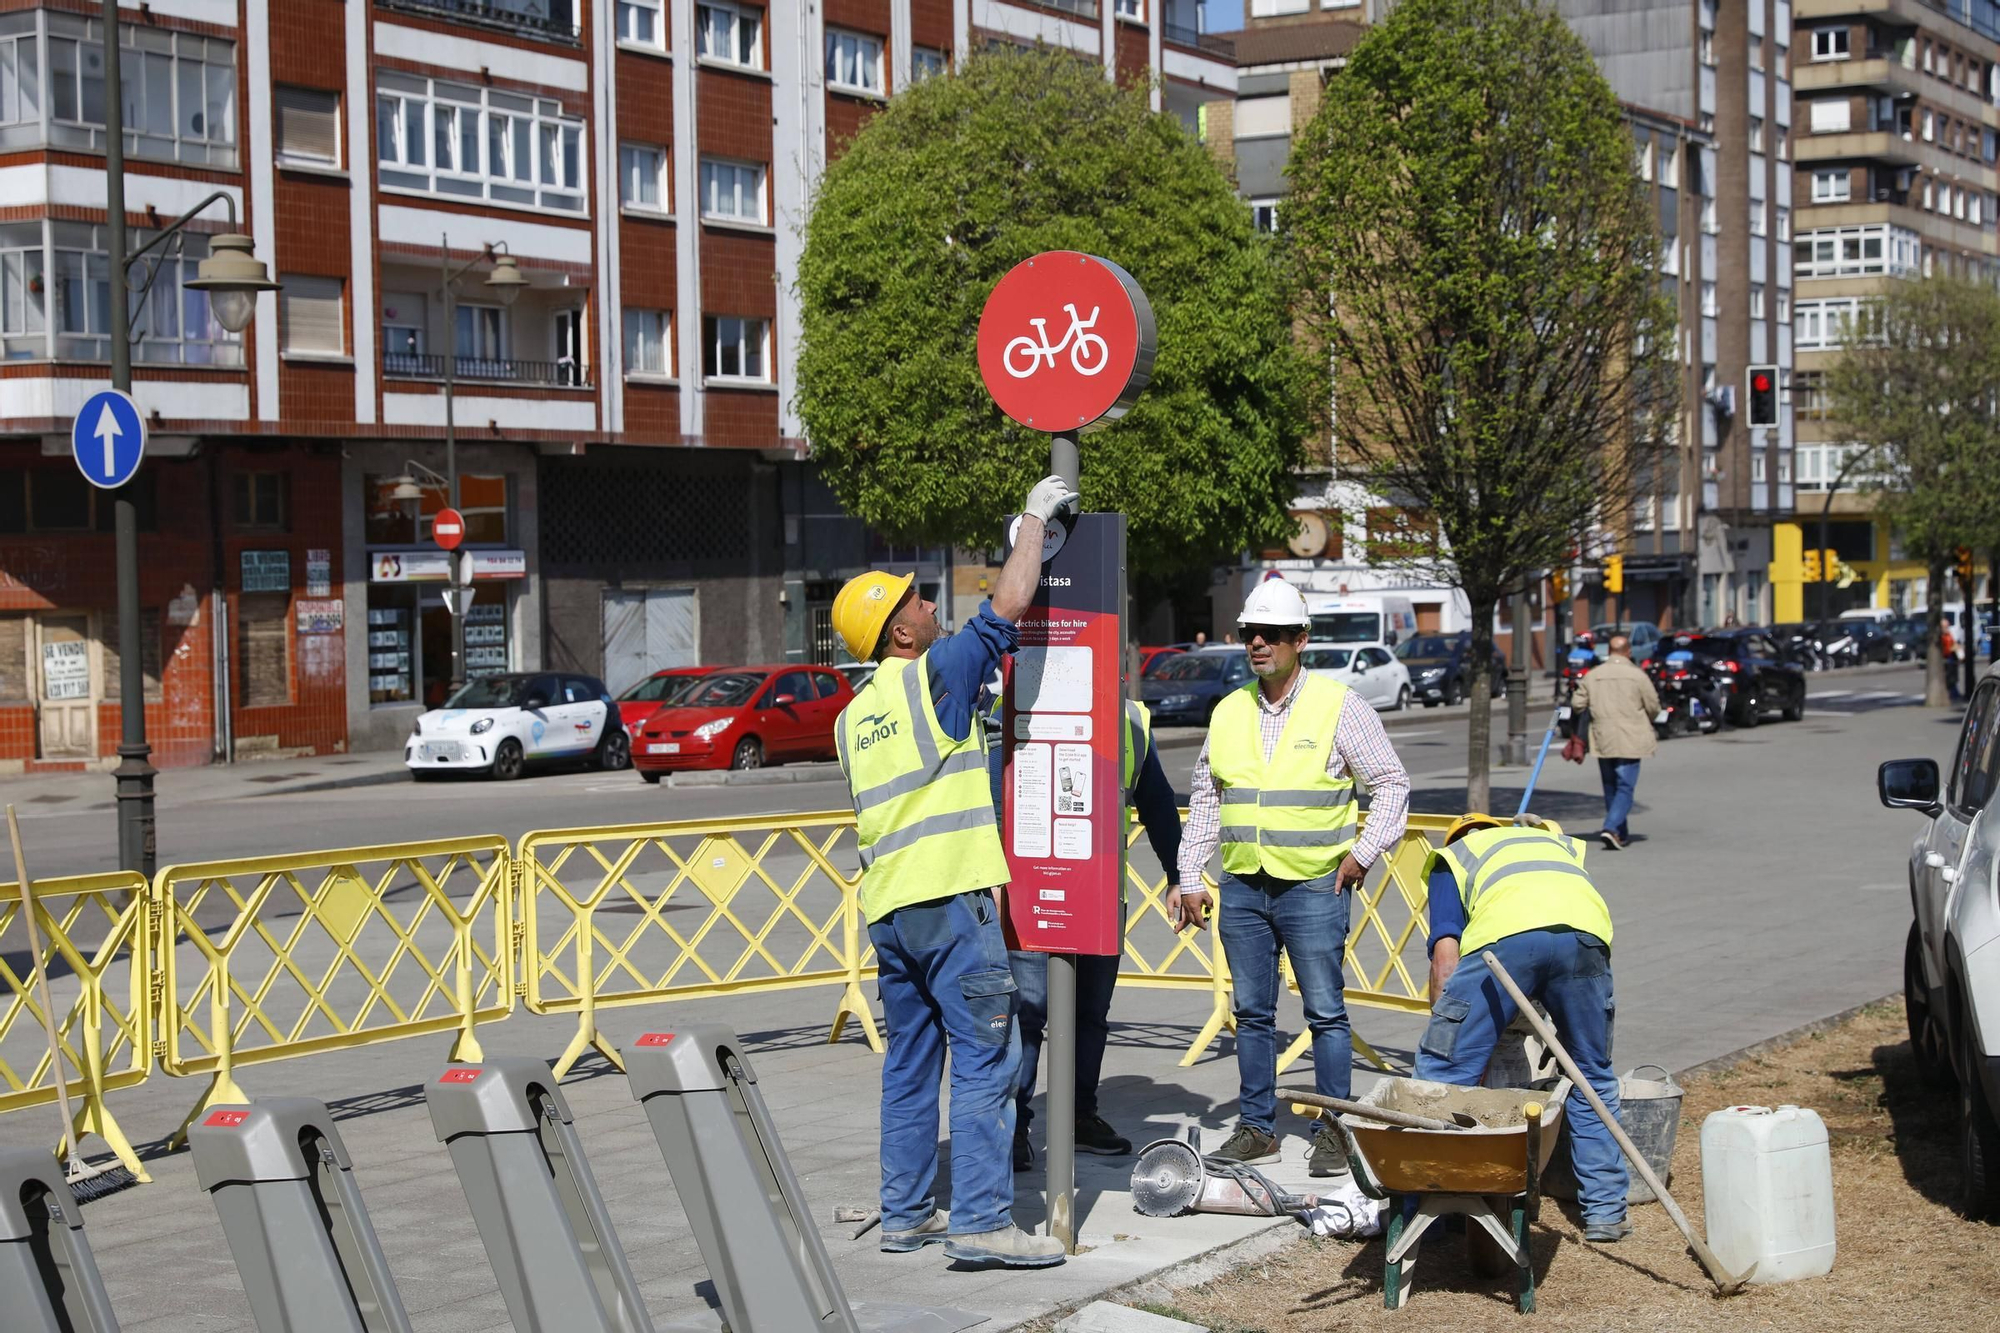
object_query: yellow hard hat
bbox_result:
[832,571,914,663]
[1444,813,1508,845]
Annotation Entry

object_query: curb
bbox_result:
[1671,991,1899,1083]
[999,1220,1300,1333]
[245,769,414,798]
[668,764,845,788]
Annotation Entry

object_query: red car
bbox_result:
[615,666,713,732]
[1138,646,1184,676]
[632,664,854,780]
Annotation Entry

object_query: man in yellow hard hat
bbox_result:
[1417,813,1630,1243]
[832,474,1079,1269]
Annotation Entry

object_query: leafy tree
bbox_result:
[1826,276,2000,706]
[796,47,1310,577]
[1283,0,1678,810]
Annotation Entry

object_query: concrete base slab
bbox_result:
[1055,1301,1207,1332]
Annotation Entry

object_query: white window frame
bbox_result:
[1249,1,1311,15]
[1749,283,1765,320]
[703,314,770,384]
[1811,169,1850,202]
[1750,199,1767,236]
[1776,205,1790,242]
[1250,198,1279,234]
[0,230,48,352]
[1115,0,1146,18]
[31,220,240,366]
[697,1,764,71]
[279,274,346,358]
[380,290,426,374]
[454,302,508,369]
[1793,224,1921,279]
[275,85,340,168]
[23,12,239,168]
[1811,27,1850,62]
[912,46,948,82]
[375,71,586,214]
[1701,280,1718,317]
[622,307,673,378]
[618,141,669,213]
[699,155,768,225]
[1794,297,1885,349]
[1748,116,1763,153]
[825,28,885,96]
[1638,140,1654,182]
[1809,98,1850,134]
[616,0,666,50]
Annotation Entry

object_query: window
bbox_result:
[381,290,425,371]
[1923,40,1935,74]
[279,275,344,356]
[622,308,671,376]
[1749,117,1764,154]
[1751,451,1767,484]
[1250,198,1279,233]
[32,14,239,167]
[1750,199,1767,236]
[616,0,664,47]
[37,221,239,365]
[1811,170,1850,202]
[240,593,291,708]
[0,23,39,136]
[1795,297,1885,349]
[1663,140,1682,187]
[1116,0,1145,17]
[696,2,762,70]
[1793,224,1921,278]
[699,156,766,223]
[0,233,47,355]
[1750,284,1765,319]
[375,71,585,213]
[1638,140,1654,182]
[1793,372,1826,420]
[1699,31,1715,66]
[912,46,948,82]
[233,473,287,530]
[825,29,884,95]
[1777,290,1790,322]
[702,314,768,381]
[1701,280,1718,317]
[619,142,667,211]
[1777,451,1792,484]
[1811,27,1849,61]
[455,303,506,366]
[1776,206,1790,242]
[1923,109,1935,142]
[1809,99,1850,133]
[275,86,339,166]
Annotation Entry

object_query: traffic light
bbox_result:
[1604,555,1624,594]
[1551,569,1570,602]
[1747,365,1779,428]
[1802,550,1820,583]
[1958,547,1975,584]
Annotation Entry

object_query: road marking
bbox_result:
[1385,730,1439,740]
[1812,690,1855,699]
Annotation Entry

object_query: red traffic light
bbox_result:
[1751,372,1772,393]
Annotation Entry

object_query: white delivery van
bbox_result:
[1305,594,1419,650]
[1837,607,1896,625]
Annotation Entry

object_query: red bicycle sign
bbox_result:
[978,252,1155,432]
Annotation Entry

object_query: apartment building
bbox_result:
[0,0,1233,767]
[1786,0,2000,617]
[1207,5,1715,641]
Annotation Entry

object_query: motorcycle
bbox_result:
[1647,650,1722,738]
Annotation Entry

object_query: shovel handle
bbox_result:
[1285,1089,1462,1132]
[1477,950,1753,1295]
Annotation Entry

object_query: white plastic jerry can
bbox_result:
[1699,1104,1836,1284]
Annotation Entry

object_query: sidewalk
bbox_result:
[0,748,414,809]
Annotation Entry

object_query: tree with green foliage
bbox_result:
[1826,276,2000,707]
[795,47,1310,585]
[1283,0,1678,812]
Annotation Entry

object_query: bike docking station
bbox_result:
[0,1147,123,1333]
[978,251,1153,1251]
[188,1098,413,1333]
[424,1057,655,1333]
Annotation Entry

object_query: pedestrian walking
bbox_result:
[1945,624,1965,704]
[987,695,1182,1171]
[1176,579,1411,1177]
[1569,632,1658,850]
[830,474,1081,1269]
[1417,814,1630,1242]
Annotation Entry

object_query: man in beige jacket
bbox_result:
[1571,633,1659,850]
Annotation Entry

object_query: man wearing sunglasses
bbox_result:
[1174,578,1411,1178]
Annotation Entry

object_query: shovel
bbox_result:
[1285,1088,1478,1131]
[1479,949,1756,1296]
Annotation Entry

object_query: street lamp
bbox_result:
[101,0,276,875]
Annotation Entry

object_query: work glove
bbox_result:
[1561,735,1587,765]
[1023,474,1082,525]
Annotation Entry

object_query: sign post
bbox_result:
[435,508,468,692]
[977,251,1154,1252]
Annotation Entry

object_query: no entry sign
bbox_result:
[433,507,466,551]
[977,252,1156,432]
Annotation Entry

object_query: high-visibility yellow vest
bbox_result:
[1207,675,1357,880]
[1424,826,1614,956]
[837,655,1009,922]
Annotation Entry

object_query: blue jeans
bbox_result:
[1414,929,1628,1223]
[1218,868,1353,1132]
[1597,758,1639,838]
[868,889,1022,1236]
[1010,949,1120,1129]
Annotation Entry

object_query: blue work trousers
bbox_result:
[868,889,1021,1236]
[1598,758,1640,839]
[1009,948,1120,1129]
[1413,929,1629,1224]
[1219,868,1353,1132]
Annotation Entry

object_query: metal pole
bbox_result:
[442,236,464,694]
[1046,430,1079,1253]
[104,0,155,876]
[1506,578,1530,766]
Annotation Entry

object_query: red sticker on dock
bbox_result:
[203,1110,250,1128]
[635,1032,676,1046]
[438,1068,482,1083]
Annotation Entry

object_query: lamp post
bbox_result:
[101,0,275,874]
[435,236,527,692]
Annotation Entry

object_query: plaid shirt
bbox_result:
[1176,668,1412,890]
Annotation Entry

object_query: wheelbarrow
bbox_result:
[1301,1075,1571,1313]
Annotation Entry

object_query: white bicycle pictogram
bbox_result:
[1003,303,1111,379]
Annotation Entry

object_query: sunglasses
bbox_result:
[1240,624,1301,644]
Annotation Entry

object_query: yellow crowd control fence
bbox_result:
[0,871,151,1180]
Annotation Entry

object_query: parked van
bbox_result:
[1837,607,1897,626]
[1305,594,1419,649]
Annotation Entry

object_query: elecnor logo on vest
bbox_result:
[855,710,898,749]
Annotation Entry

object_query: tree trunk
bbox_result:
[1925,559,1947,707]
[1466,595,1497,813]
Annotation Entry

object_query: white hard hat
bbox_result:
[1238,578,1310,629]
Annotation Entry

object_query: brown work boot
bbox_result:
[879,1210,949,1253]
[1211,1125,1281,1165]
[943,1224,1067,1267]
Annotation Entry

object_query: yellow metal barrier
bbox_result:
[519,812,879,1078]
[0,871,151,1180]
[156,837,511,1139]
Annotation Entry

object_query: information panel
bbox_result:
[1000,512,1127,956]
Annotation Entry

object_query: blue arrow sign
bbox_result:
[71,389,147,490]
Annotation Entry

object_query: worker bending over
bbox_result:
[1417,815,1630,1242]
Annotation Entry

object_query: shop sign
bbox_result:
[241,550,291,593]
[297,600,344,634]
[370,550,527,583]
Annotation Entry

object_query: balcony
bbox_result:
[383,352,587,387]
[1794,55,2000,128]
[377,0,579,45]
[1019,0,1100,18]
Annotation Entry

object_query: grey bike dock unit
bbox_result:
[188,1099,412,1333]
[625,1026,984,1333]
[0,1147,122,1333]
[426,1057,655,1333]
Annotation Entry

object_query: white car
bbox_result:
[1879,669,2000,1220]
[406,671,630,780]
[1302,644,1412,711]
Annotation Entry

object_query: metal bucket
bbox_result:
[1541,1064,1683,1206]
